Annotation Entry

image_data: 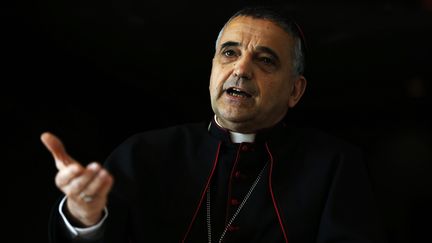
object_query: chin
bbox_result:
[218,115,256,130]
[218,112,251,123]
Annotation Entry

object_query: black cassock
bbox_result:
[49,117,387,243]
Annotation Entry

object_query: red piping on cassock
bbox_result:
[265,142,289,243]
[181,141,222,242]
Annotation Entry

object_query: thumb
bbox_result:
[40,132,76,170]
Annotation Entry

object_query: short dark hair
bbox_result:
[224,6,306,77]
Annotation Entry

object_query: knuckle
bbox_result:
[71,179,83,190]
[55,172,67,188]
[63,187,74,197]
[67,164,82,175]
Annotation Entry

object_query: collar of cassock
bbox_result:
[209,115,287,144]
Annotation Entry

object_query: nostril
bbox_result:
[233,69,251,80]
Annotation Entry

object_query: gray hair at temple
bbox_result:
[216,6,306,77]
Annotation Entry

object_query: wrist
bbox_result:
[65,199,104,227]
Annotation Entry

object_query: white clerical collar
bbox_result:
[229,131,256,143]
[214,115,256,143]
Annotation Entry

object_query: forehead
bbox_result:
[220,16,293,56]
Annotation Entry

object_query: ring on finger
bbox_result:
[79,192,94,203]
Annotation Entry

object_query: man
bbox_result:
[43,6,387,243]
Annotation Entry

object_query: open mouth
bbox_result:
[226,87,252,98]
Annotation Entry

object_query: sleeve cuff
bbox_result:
[58,196,108,239]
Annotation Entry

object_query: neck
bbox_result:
[214,115,256,143]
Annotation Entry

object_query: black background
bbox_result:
[3,0,432,242]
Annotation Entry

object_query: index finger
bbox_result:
[40,132,76,170]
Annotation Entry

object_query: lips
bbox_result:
[225,87,252,98]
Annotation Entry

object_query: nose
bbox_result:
[233,55,253,80]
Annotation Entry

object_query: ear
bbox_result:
[287,75,307,108]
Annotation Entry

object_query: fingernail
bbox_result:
[88,162,100,171]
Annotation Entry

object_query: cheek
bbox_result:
[209,70,218,91]
[209,71,222,98]
[258,79,276,95]
[260,80,291,103]
[210,64,230,90]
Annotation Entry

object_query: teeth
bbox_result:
[226,87,251,98]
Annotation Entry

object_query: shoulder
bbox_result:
[124,121,210,145]
[285,125,363,158]
[306,127,359,151]
[108,121,211,156]
[103,121,210,171]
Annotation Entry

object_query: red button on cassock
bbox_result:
[230,198,240,205]
[227,225,240,232]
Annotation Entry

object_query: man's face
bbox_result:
[209,16,305,133]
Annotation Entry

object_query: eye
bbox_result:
[223,49,236,57]
[259,56,275,66]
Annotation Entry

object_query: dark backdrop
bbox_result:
[3,0,432,242]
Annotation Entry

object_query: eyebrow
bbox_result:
[220,41,240,50]
[256,46,280,62]
[219,41,280,62]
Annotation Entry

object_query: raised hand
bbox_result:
[41,132,114,227]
